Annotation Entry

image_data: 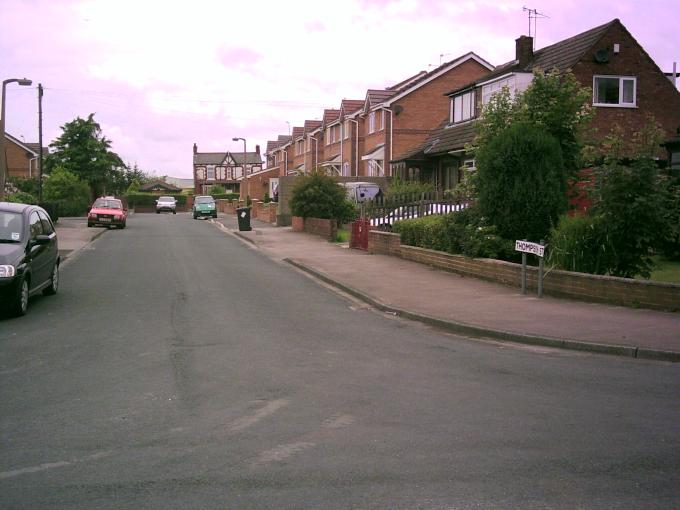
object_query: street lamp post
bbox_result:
[0,77,33,200]
[232,137,246,201]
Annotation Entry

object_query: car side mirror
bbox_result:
[33,234,51,246]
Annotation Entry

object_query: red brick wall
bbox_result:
[368,230,680,311]
[5,139,36,179]
[292,216,337,241]
[572,22,680,156]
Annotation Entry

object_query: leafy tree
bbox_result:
[473,70,593,179]
[290,171,356,222]
[45,114,125,199]
[43,167,92,217]
[476,122,566,242]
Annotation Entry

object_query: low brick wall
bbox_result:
[368,230,680,312]
[292,216,337,241]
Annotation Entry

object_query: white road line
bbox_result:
[250,442,316,468]
[0,451,112,480]
[229,399,289,433]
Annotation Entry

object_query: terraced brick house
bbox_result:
[358,52,494,179]
[396,19,680,189]
[319,109,341,175]
[338,99,365,177]
[2,133,42,180]
[192,142,262,195]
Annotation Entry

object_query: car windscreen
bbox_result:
[195,197,214,204]
[158,197,176,202]
[0,212,23,242]
[93,199,123,209]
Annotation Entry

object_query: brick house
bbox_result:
[357,53,494,179]
[193,142,262,195]
[318,109,341,175]
[396,19,680,189]
[2,133,42,180]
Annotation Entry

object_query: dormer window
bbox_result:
[450,90,475,124]
[593,76,636,107]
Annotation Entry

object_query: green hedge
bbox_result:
[211,193,240,200]
[124,192,187,207]
[393,206,516,261]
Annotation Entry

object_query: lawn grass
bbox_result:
[334,227,351,243]
[648,257,680,284]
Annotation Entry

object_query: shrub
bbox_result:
[43,167,91,216]
[209,184,226,195]
[211,193,240,200]
[290,171,357,222]
[476,122,566,242]
[6,191,37,205]
[387,176,435,198]
[548,214,609,274]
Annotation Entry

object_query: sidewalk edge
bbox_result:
[284,258,679,363]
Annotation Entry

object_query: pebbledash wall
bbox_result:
[368,230,680,312]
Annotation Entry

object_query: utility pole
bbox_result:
[38,83,44,203]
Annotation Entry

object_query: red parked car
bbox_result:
[87,197,127,229]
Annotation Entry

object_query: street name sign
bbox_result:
[515,240,545,258]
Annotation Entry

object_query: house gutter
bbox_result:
[348,117,360,177]
[380,107,394,174]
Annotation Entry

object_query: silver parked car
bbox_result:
[156,196,177,214]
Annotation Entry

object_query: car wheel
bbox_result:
[173,210,176,214]
[10,276,29,316]
[156,210,160,214]
[119,222,126,229]
[87,222,93,227]
[212,213,217,218]
[43,263,59,296]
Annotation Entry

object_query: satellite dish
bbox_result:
[394,105,403,116]
[594,49,610,63]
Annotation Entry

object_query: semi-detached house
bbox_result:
[396,19,680,189]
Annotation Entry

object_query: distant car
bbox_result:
[156,196,177,214]
[193,195,217,219]
[0,202,59,316]
[87,197,127,228]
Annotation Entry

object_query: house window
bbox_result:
[206,166,215,180]
[226,167,233,180]
[450,91,475,123]
[296,140,304,155]
[368,112,376,133]
[344,120,350,139]
[343,161,350,176]
[325,128,331,145]
[593,76,636,107]
[379,110,384,131]
[367,159,383,177]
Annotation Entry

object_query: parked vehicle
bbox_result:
[0,202,59,316]
[341,182,383,203]
[156,196,177,214]
[87,196,127,228]
[193,195,217,219]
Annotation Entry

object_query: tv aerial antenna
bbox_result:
[522,6,549,49]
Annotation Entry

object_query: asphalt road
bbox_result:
[1,213,679,509]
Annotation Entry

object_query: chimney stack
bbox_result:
[255,144,260,155]
[516,35,534,68]
[193,143,197,154]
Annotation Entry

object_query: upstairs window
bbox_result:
[593,76,636,107]
[450,90,475,124]
[344,120,350,139]
[368,112,376,134]
[325,128,331,145]
[206,165,215,180]
[296,140,304,155]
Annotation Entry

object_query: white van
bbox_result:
[341,182,382,203]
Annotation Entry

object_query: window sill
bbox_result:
[593,103,637,108]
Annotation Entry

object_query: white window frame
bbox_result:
[325,128,331,145]
[206,165,215,180]
[368,112,376,134]
[450,90,475,124]
[344,120,350,140]
[593,75,637,107]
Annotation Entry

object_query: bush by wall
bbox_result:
[290,171,356,222]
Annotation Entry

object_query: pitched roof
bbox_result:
[292,126,304,139]
[322,109,341,125]
[393,119,477,162]
[231,152,263,165]
[193,152,226,165]
[303,120,322,133]
[365,89,396,108]
[140,179,182,192]
[446,20,618,96]
[340,99,364,116]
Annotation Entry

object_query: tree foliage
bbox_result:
[476,122,566,242]
[473,70,593,178]
[43,167,92,217]
[289,171,356,222]
[45,114,125,199]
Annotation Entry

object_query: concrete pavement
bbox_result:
[54,213,680,362]
[212,214,680,363]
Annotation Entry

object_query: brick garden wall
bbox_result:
[368,230,680,312]
[292,216,337,241]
